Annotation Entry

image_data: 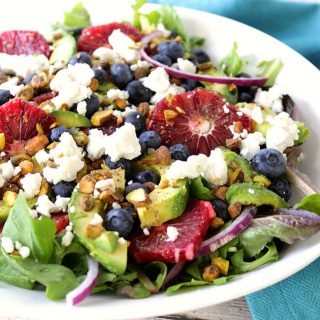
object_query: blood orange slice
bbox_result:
[129,200,215,264]
[148,90,252,155]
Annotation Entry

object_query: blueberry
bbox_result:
[125,182,148,195]
[126,80,153,105]
[252,148,286,179]
[133,170,160,184]
[22,74,34,85]
[191,48,210,64]
[211,199,229,222]
[157,41,185,61]
[181,79,198,92]
[68,52,92,67]
[103,208,134,237]
[111,63,133,89]
[139,140,147,156]
[151,54,172,66]
[169,144,190,161]
[0,89,12,106]
[282,94,294,116]
[139,131,162,149]
[93,67,107,84]
[122,206,137,218]
[237,72,251,78]
[105,156,133,177]
[52,181,76,198]
[125,112,146,133]
[237,86,257,103]
[84,93,100,118]
[269,177,292,201]
[238,92,253,103]
[50,126,69,142]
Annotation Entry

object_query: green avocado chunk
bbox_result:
[49,34,76,65]
[126,179,189,228]
[68,191,128,274]
[226,183,288,208]
[52,110,92,128]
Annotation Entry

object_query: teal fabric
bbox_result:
[150,0,320,319]
[150,0,320,68]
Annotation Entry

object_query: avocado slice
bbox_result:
[198,68,238,104]
[52,110,91,128]
[226,183,288,208]
[127,179,189,228]
[0,202,10,223]
[68,191,128,274]
[49,34,76,65]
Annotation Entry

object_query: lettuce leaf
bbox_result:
[239,210,320,257]
[256,58,283,87]
[230,242,278,273]
[64,2,90,29]
[132,0,160,32]
[220,42,243,77]
[2,191,56,263]
[294,194,320,215]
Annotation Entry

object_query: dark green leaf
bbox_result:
[131,0,148,28]
[189,36,205,50]
[160,6,186,40]
[220,42,243,77]
[190,176,215,200]
[294,121,311,146]
[294,194,320,215]
[230,242,278,273]
[219,237,239,259]
[2,250,78,300]
[145,261,167,290]
[2,191,56,263]
[257,58,283,87]
[185,255,210,280]
[128,262,158,293]
[64,2,90,28]
[166,278,209,294]
[115,283,151,298]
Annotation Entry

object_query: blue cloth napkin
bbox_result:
[150,0,320,319]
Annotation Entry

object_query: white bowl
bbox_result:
[0,1,319,319]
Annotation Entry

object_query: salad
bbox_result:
[0,1,319,306]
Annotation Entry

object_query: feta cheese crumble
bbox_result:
[265,112,299,153]
[93,47,120,64]
[95,179,115,192]
[89,213,103,225]
[0,161,14,180]
[142,67,170,93]
[35,149,50,164]
[76,100,87,116]
[165,226,179,242]
[87,129,106,161]
[50,63,94,108]
[19,246,31,258]
[254,84,286,113]
[108,29,139,62]
[130,59,151,71]
[0,53,49,77]
[240,132,266,160]
[104,123,141,162]
[36,195,58,217]
[176,58,196,74]
[20,173,42,198]
[240,105,264,124]
[0,77,24,96]
[55,196,70,212]
[107,89,129,101]
[62,230,74,247]
[1,236,14,253]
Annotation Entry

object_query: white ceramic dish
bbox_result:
[0,1,319,319]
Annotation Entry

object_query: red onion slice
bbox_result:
[66,256,99,306]
[161,262,185,290]
[197,206,257,257]
[140,32,267,87]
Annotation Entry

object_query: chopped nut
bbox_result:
[228,201,242,219]
[229,83,237,94]
[91,110,113,126]
[46,141,58,150]
[79,175,96,194]
[17,84,34,101]
[228,168,244,186]
[212,257,229,276]
[212,186,228,200]
[0,183,19,198]
[73,131,89,146]
[36,123,44,135]
[226,138,241,150]
[3,191,18,207]
[38,179,49,196]
[10,154,32,165]
[126,188,151,207]
[0,133,5,151]
[0,71,8,84]
[164,109,178,125]
[19,160,34,175]
[115,99,127,110]
[202,264,220,282]
[89,78,99,92]
[77,162,88,182]
[253,175,271,187]
[116,115,124,126]
[197,62,213,71]
[155,146,171,165]
[60,103,69,111]
[85,223,103,239]
[30,73,49,89]
[142,181,156,193]
[234,121,243,134]
[79,194,94,211]
[25,135,49,156]
[99,190,124,204]
[159,179,169,189]
[170,78,182,86]
[136,102,150,116]
[134,67,149,79]
[90,169,112,181]
[210,217,224,229]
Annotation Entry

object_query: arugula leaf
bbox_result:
[0,249,33,289]
[190,176,215,200]
[2,191,56,263]
[257,58,283,87]
[230,242,278,273]
[219,237,239,259]
[294,194,320,215]
[220,42,243,77]
[145,261,167,290]
[64,2,90,29]
[239,211,320,257]
[2,249,78,300]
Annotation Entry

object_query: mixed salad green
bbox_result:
[0,1,318,305]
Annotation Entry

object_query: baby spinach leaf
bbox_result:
[2,191,56,263]
[115,283,151,299]
[257,58,283,87]
[220,42,243,77]
[145,261,168,290]
[294,194,320,215]
[230,242,278,274]
[2,250,78,300]
[64,2,91,29]
[190,176,215,200]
